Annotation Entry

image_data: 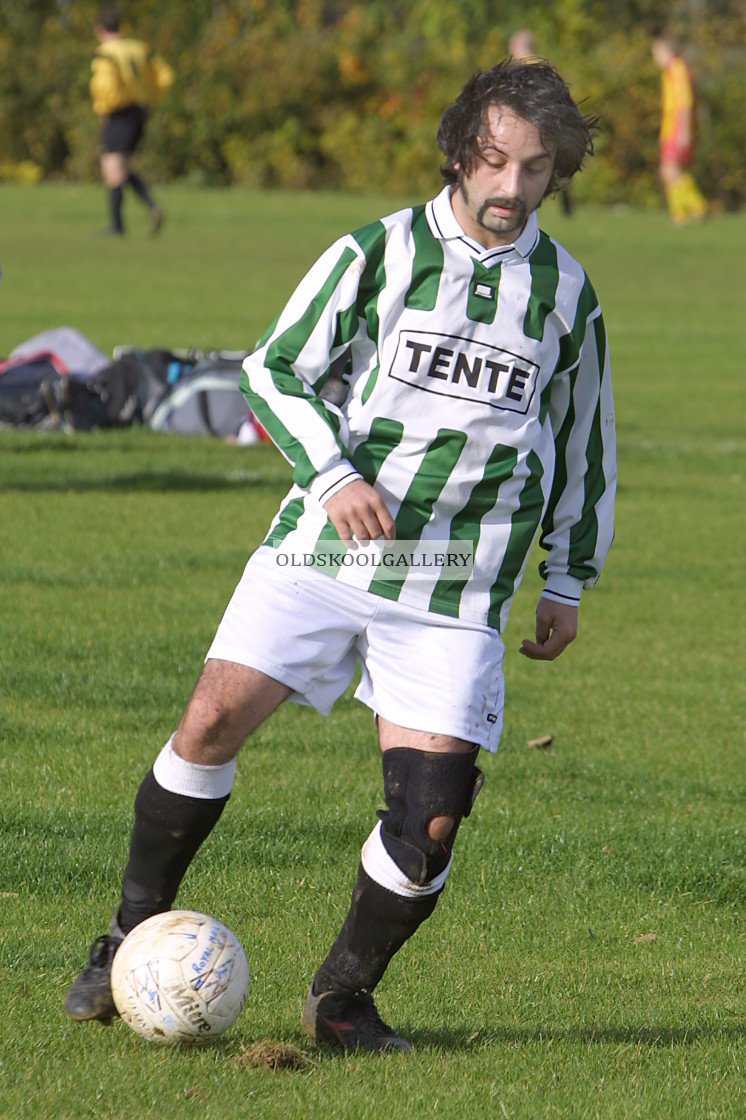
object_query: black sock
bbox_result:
[127,172,155,209]
[313,865,440,995]
[117,769,229,934]
[108,186,124,232]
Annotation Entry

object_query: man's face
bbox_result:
[450,104,556,248]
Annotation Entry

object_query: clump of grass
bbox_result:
[237,1040,311,1072]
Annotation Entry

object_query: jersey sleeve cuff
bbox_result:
[307,460,363,506]
[541,574,584,607]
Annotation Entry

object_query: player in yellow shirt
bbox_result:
[652,35,708,225]
[90,5,173,236]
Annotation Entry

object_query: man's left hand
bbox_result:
[519,598,578,661]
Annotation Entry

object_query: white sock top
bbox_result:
[361,821,451,899]
[152,736,237,800]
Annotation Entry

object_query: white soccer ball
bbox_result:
[110,909,249,1044]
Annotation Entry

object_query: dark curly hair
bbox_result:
[437,59,598,195]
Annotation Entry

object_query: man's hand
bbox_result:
[324,479,395,543]
[519,598,578,661]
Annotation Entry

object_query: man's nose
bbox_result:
[499,163,523,196]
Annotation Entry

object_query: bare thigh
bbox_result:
[377,716,474,755]
[174,659,293,765]
[100,151,129,187]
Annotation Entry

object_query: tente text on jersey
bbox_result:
[390,330,539,414]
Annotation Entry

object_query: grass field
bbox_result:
[1,182,745,1119]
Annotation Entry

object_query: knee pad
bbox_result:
[377,746,484,887]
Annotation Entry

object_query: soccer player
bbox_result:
[90,5,173,236]
[65,59,616,1052]
[651,34,708,225]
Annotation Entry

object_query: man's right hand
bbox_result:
[323,479,396,543]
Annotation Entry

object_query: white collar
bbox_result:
[427,185,540,263]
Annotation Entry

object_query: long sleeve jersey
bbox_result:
[241,186,616,632]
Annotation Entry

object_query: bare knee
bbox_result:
[427,813,457,842]
[659,160,681,187]
[175,696,239,764]
[101,152,128,187]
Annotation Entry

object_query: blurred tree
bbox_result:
[1,0,744,208]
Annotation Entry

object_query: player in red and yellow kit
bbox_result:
[652,36,708,225]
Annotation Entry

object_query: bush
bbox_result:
[2,0,745,208]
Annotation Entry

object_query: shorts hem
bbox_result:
[204,645,308,697]
[355,690,499,751]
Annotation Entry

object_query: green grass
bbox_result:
[0,182,416,357]
[1,183,746,1119]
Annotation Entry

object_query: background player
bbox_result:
[65,59,616,1052]
[90,5,173,236]
[651,33,708,225]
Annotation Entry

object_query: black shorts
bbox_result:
[100,104,148,155]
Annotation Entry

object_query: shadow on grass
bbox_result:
[0,469,286,493]
[219,1020,746,1065]
[62,1021,746,1066]
[405,1022,746,1050]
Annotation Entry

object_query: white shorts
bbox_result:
[206,546,505,751]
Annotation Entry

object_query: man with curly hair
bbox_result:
[65,59,615,1052]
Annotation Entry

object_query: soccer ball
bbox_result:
[110,909,249,1044]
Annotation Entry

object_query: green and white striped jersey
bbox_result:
[241,186,616,631]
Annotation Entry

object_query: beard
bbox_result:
[476,196,527,232]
